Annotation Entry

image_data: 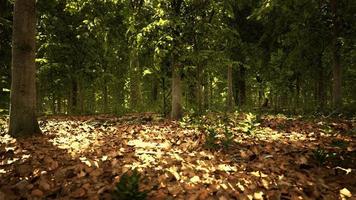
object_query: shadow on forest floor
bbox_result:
[0,113,355,199]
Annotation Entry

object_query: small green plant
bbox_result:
[112,169,148,200]
[313,148,329,166]
[331,139,348,148]
[222,126,234,150]
[240,113,260,135]
[204,128,218,150]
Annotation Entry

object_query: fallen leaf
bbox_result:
[340,188,352,198]
[39,179,51,191]
[190,176,200,183]
[253,191,264,200]
[31,189,44,197]
[71,188,86,198]
[198,189,210,200]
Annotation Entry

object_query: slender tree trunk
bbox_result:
[162,76,167,116]
[51,95,56,114]
[237,65,246,106]
[202,73,208,110]
[316,54,326,111]
[103,84,108,113]
[9,0,41,137]
[71,79,78,114]
[295,73,300,112]
[57,97,62,114]
[88,87,96,113]
[227,64,234,112]
[129,48,142,111]
[78,82,84,114]
[196,64,203,114]
[171,60,183,120]
[330,0,342,110]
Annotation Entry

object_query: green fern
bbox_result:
[112,169,148,200]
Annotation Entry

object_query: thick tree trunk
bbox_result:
[9,0,41,137]
[331,0,342,110]
[171,62,183,120]
[227,64,234,112]
[129,48,142,111]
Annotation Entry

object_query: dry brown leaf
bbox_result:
[31,189,44,197]
[167,184,182,196]
[198,189,210,200]
[151,189,167,200]
[39,179,51,191]
[70,188,86,198]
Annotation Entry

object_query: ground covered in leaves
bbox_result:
[0,113,355,200]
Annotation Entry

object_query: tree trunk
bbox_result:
[171,61,183,120]
[196,64,204,114]
[57,97,62,114]
[103,84,108,113]
[227,64,234,112]
[316,53,326,111]
[204,73,211,110]
[129,48,142,111]
[71,79,78,114]
[9,0,41,137]
[331,0,342,110]
[78,82,84,114]
[162,76,168,116]
[237,65,246,106]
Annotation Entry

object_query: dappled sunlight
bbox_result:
[0,114,355,199]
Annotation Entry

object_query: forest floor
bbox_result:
[0,113,355,200]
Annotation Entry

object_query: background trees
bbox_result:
[1,0,355,119]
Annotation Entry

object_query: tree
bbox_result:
[227,64,234,112]
[8,0,41,137]
[330,0,342,110]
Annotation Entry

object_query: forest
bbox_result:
[0,0,355,199]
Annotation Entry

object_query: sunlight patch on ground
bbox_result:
[41,120,112,157]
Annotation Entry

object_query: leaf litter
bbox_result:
[0,113,355,199]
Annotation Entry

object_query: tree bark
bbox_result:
[171,60,183,120]
[331,0,342,110]
[129,47,142,111]
[227,64,234,112]
[103,84,108,113]
[316,53,326,111]
[196,64,204,114]
[9,0,41,137]
[71,79,78,114]
[237,65,246,106]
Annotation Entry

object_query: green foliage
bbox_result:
[112,169,148,200]
[222,126,234,150]
[239,113,260,135]
[2,0,355,115]
[204,128,219,150]
[313,148,329,166]
[331,140,349,149]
